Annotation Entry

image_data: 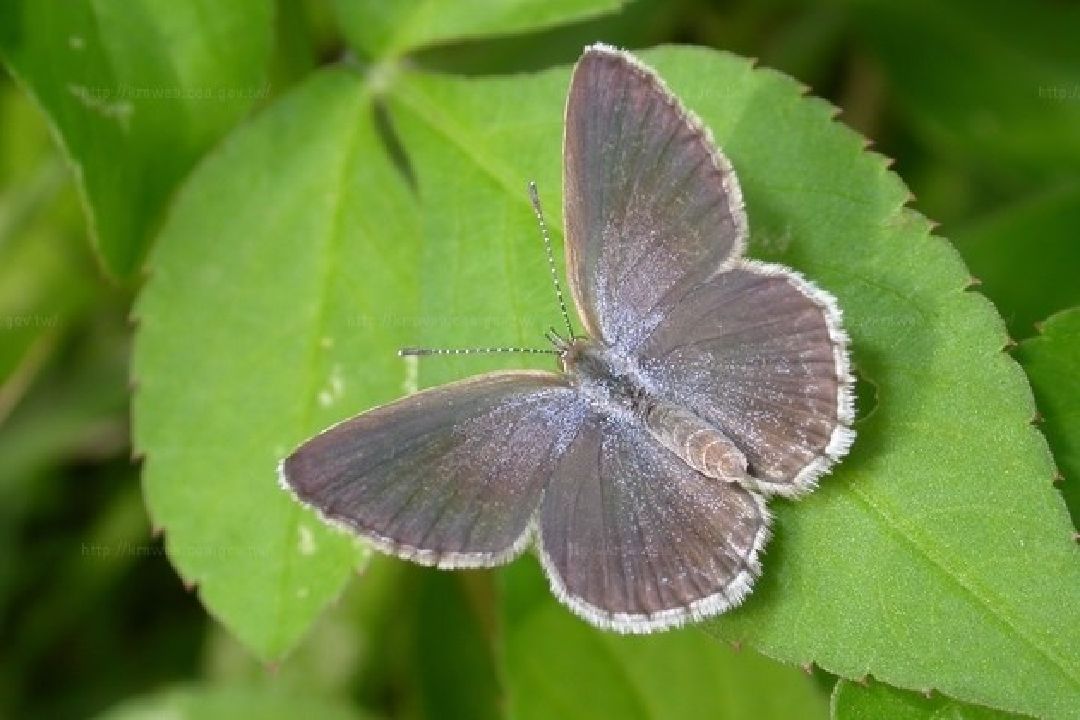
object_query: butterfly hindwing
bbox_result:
[537,411,770,632]
[640,261,855,496]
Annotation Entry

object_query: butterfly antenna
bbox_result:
[399,346,559,357]
[397,185,574,360]
[529,181,575,340]
[544,327,569,351]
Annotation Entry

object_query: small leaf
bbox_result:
[332,0,624,60]
[831,679,1028,720]
[953,185,1080,339]
[93,684,371,720]
[1016,308,1080,526]
[131,68,424,659]
[0,0,274,277]
[502,557,830,720]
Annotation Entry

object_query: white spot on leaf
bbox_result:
[317,363,345,407]
[298,524,316,556]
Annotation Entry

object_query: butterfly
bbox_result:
[280,43,854,632]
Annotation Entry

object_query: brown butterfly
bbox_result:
[280,44,854,632]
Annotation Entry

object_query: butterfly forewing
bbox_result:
[280,371,584,568]
[563,45,748,349]
[537,411,769,632]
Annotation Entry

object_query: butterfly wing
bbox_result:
[537,412,770,631]
[565,45,853,497]
[640,261,855,496]
[563,44,747,348]
[280,371,585,568]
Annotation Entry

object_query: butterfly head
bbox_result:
[559,336,651,418]
[556,335,590,374]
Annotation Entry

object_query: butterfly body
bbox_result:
[280,44,855,633]
[642,400,749,482]
[561,338,651,418]
[563,337,748,483]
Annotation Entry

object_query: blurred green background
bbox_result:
[1,0,1077,718]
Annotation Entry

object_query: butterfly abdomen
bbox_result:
[643,400,747,482]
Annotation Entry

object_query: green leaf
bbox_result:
[131,67,425,659]
[0,72,55,187]
[93,684,370,720]
[132,44,1080,718]
[850,0,1080,182]
[831,680,1028,720]
[0,0,274,277]
[502,557,829,720]
[953,185,1080,339]
[383,48,1078,717]
[386,65,574,390]
[332,0,624,60]
[1016,308,1080,527]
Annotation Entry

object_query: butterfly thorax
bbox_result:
[561,339,650,417]
[561,339,748,481]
